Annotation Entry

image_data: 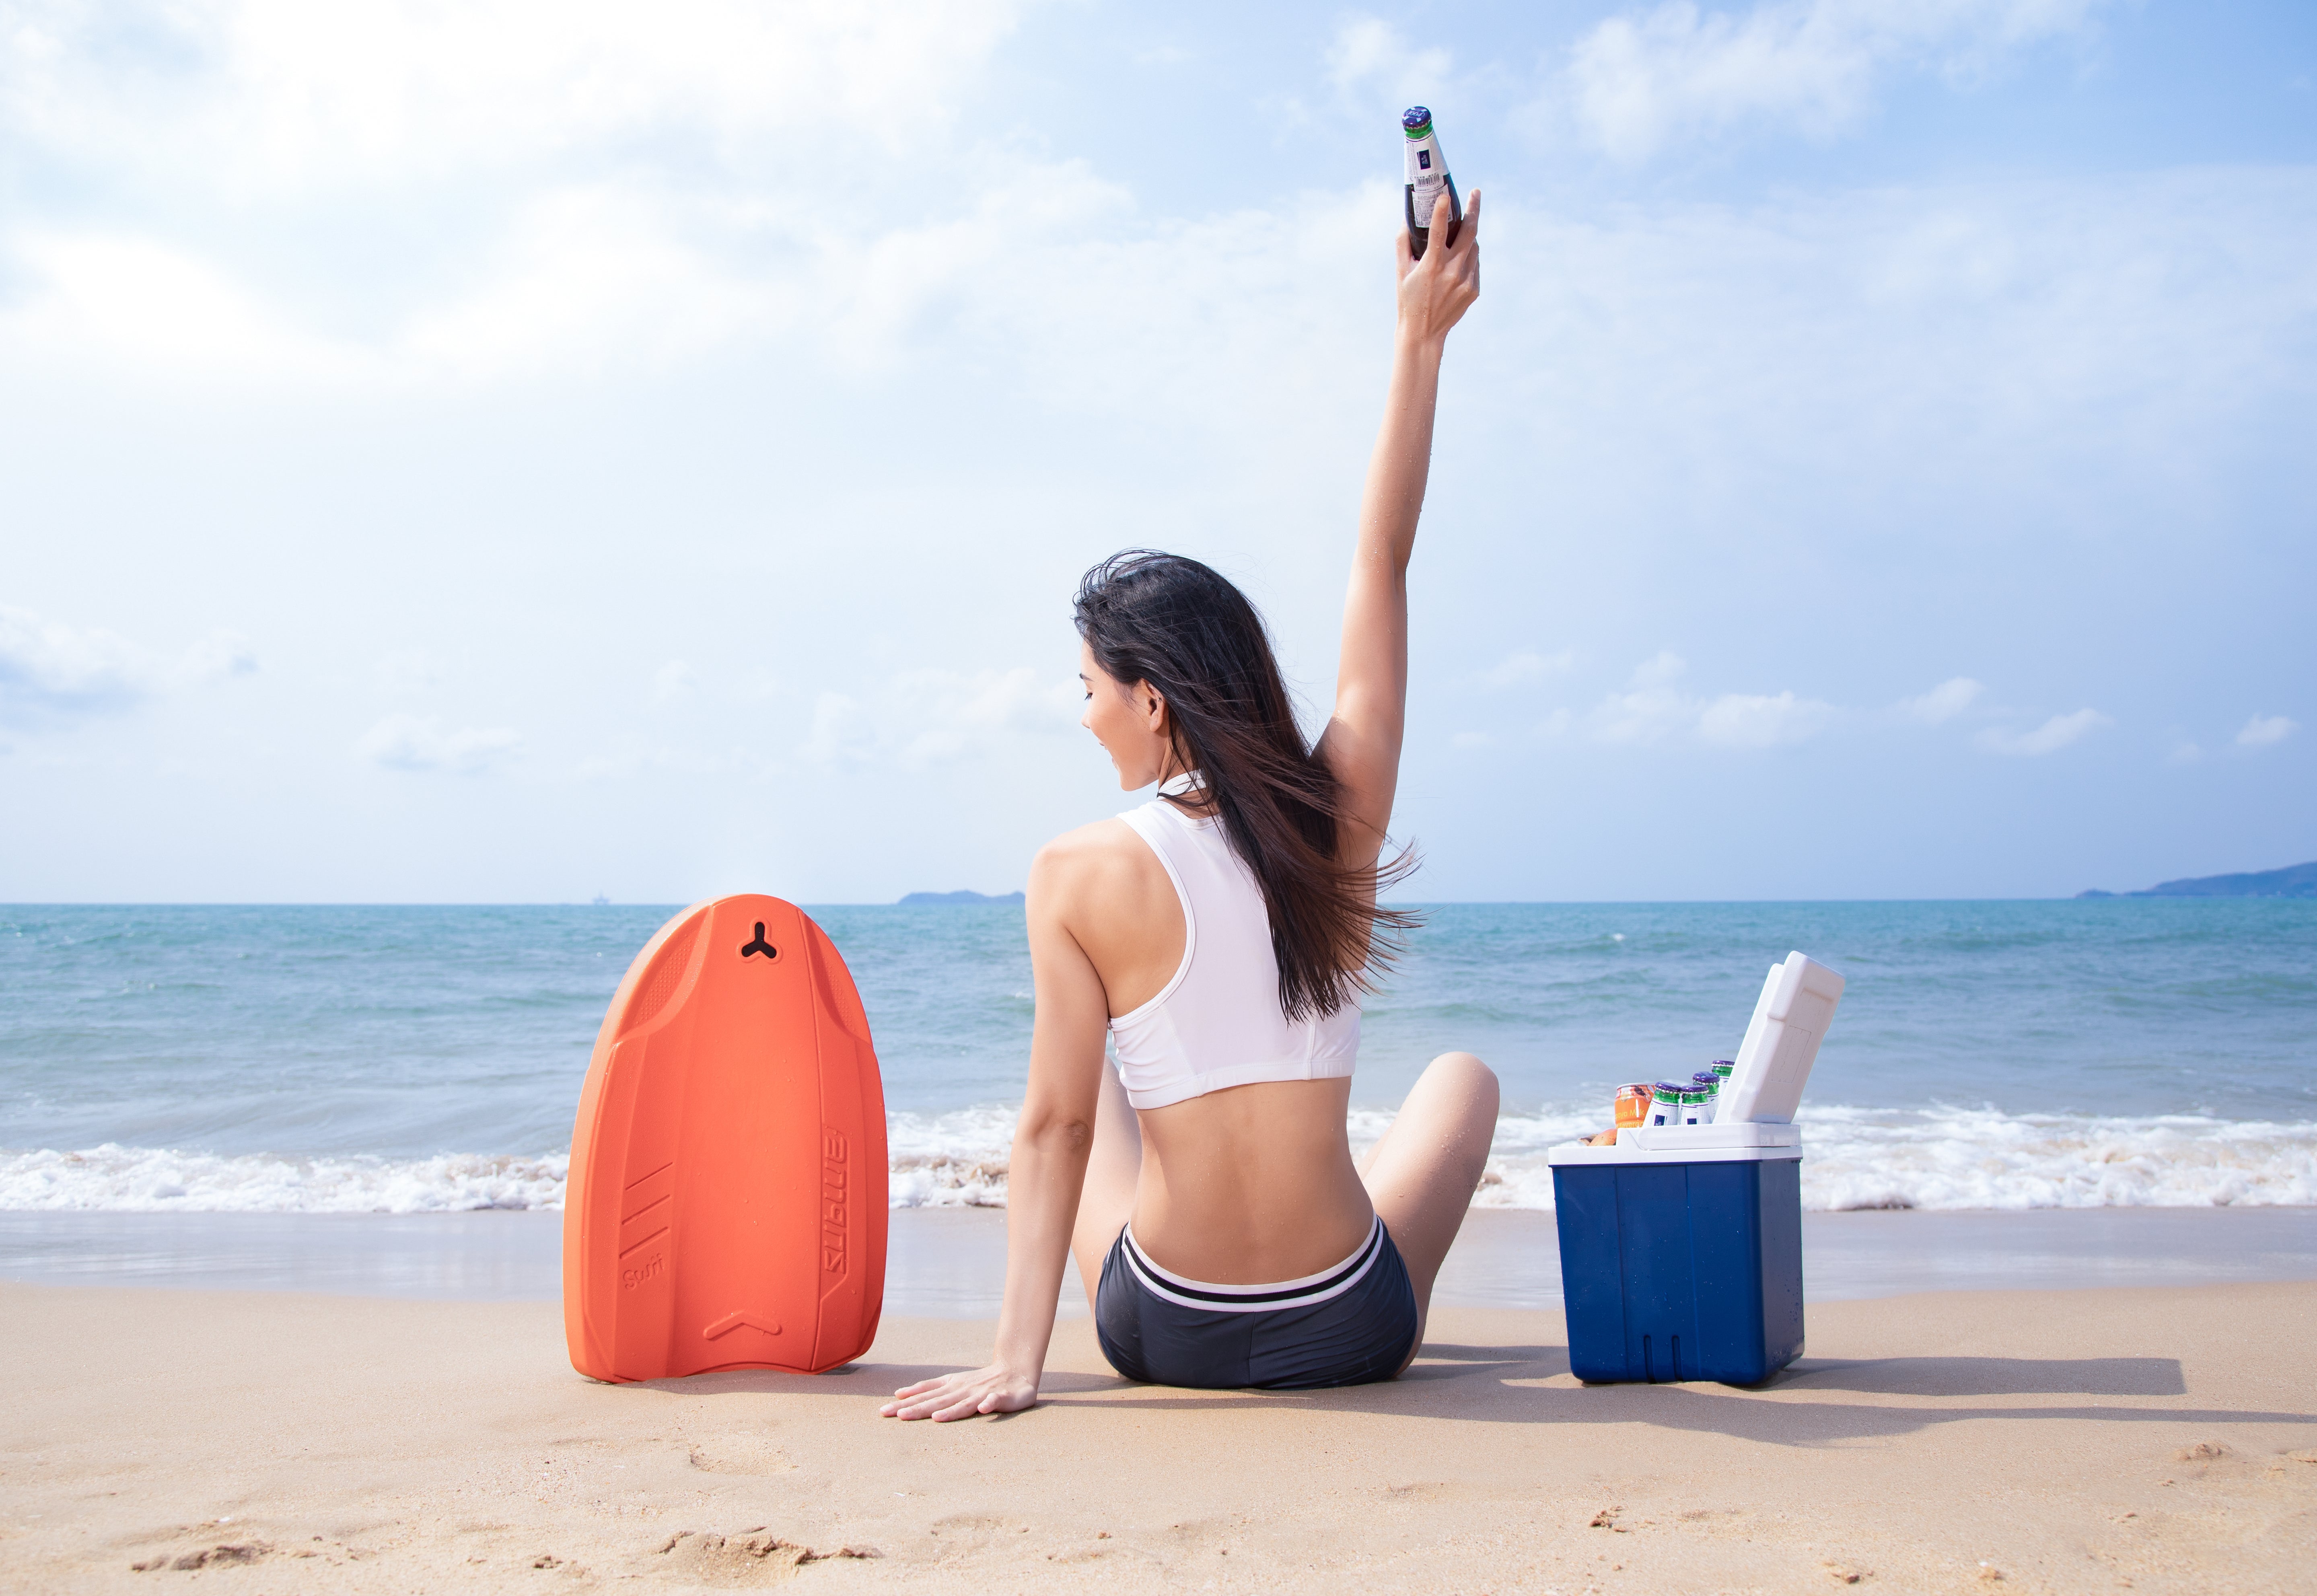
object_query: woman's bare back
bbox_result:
[1039,817,1374,1284]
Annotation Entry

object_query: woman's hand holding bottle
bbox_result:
[1397,187,1480,349]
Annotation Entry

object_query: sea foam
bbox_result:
[3,1104,2312,1214]
[1474,1105,2317,1211]
[0,1144,568,1213]
[1782,1105,2317,1211]
[887,1104,1019,1207]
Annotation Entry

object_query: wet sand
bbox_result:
[4,1277,2313,1593]
[6,1205,2316,1308]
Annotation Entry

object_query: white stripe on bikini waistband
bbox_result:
[1120,1216,1383,1314]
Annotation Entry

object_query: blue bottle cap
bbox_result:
[1402,106,1434,135]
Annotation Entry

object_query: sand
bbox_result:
[4,1279,2313,1594]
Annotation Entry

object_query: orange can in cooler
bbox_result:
[1614,1083,1654,1129]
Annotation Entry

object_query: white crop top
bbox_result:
[1107,786,1362,1111]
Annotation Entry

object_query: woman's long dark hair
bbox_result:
[1074,550,1419,1021]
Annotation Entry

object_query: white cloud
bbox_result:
[1477,648,1577,689]
[1,182,796,385]
[393,183,790,382]
[0,607,150,722]
[802,667,1080,769]
[1582,653,1837,749]
[1631,650,1688,687]
[2236,713,2296,749]
[1587,688,1681,743]
[1590,688,1695,745]
[2,0,1033,193]
[0,0,2296,500]
[571,743,761,784]
[0,229,363,381]
[1976,707,2109,756]
[1566,0,2111,163]
[1453,706,1576,749]
[178,631,258,682]
[0,0,1055,386]
[1893,676,1982,724]
[895,668,1081,765]
[1325,16,1453,103]
[800,693,873,767]
[1697,689,1837,748]
[809,160,1134,376]
[2,0,2307,545]
[1588,653,1694,744]
[355,713,523,773]
[0,607,255,726]
[0,156,1133,388]
[1575,648,1844,750]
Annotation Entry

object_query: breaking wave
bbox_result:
[0,1144,569,1213]
[4,1105,2311,1214]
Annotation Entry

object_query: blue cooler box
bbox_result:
[1547,1127,1805,1386]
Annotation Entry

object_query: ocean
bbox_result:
[3,900,2313,1216]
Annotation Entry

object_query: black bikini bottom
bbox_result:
[1094,1216,1419,1390]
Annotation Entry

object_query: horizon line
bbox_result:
[5,895,2296,910]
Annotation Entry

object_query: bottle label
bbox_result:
[1405,132,1450,226]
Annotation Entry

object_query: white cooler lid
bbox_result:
[1547,1121,1802,1166]
[1719,951,1845,1125]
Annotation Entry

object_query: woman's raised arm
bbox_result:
[1318,187,1481,870]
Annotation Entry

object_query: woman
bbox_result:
[882,190,1491,1419]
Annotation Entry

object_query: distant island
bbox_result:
[898,889,1026,906]
[2078,861,2317,899]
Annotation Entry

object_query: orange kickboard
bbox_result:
[563,895,888,1381]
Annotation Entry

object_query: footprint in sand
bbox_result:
[130,1543,270,1573]
[655,1530,879,1584]
[685,1436,798,1475]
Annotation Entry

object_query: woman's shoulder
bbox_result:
[1031,815,1144,880]
[1029,813,1183,968]
[1027,814,1168,918]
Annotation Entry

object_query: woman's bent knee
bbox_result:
[1424,1051,1500,1106]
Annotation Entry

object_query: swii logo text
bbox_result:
[821,1130,849,1275]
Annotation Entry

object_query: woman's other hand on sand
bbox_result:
[1396,188,1480,346]
[1586,1128,1617,1147]
[880,1363,1040,1422]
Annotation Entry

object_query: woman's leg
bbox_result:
[1068,1059,1142,1309]
[1358,1051,1500,1351]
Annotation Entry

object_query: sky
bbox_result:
[2,0,2312,904]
